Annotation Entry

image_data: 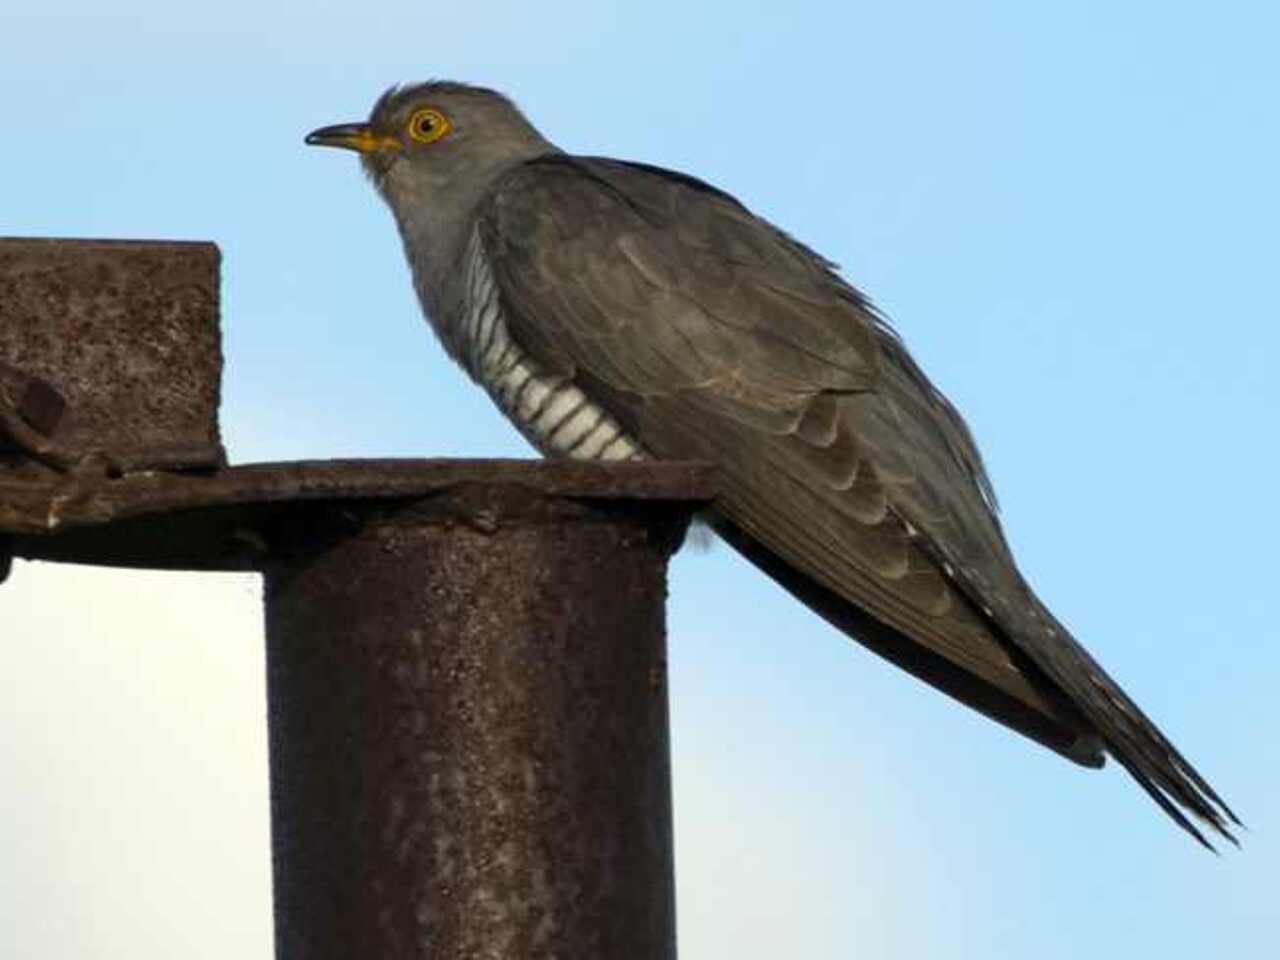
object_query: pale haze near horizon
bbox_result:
[2,2,1277,958]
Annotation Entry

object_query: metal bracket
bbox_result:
[1,236,715,957]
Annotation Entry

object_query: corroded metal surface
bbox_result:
[5,457,710,957]
[0,361,66,437]
[264,486,686,959]
[0,237,224,476]
[2,458,714,569]
[3,237,711,957]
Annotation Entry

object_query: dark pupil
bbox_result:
[418,117,434,133]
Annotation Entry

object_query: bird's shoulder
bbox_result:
[477,152,882,400]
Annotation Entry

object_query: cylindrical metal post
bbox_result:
[263,483,689,959]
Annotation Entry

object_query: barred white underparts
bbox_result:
[460,229,645,462]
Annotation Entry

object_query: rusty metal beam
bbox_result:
[0,237,224,477]
[2,458,713,569]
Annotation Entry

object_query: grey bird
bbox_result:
[307,81,1238,848]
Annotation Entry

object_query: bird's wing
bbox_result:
[477,154,1237,845]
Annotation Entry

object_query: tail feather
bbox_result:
[1026,608,1239,849]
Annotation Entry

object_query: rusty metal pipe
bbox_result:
[262,484,689,959]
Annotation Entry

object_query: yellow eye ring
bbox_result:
[407,107,451,144]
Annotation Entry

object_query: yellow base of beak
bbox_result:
[305,123,400,155]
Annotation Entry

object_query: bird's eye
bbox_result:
[408,108,451,144]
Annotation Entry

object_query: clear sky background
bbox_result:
[2,2,1277,957]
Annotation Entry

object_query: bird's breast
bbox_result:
[459,230,645,462]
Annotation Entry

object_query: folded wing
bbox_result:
[477,155,1238,846]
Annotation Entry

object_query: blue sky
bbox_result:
[2,2,1277,957]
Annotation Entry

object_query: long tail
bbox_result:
[1017,603,1240,850]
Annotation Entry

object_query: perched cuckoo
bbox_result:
[307,81,1237,847]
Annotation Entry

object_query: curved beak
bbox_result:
[305,122,399,155]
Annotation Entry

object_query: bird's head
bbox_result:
[306,81,554,206]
